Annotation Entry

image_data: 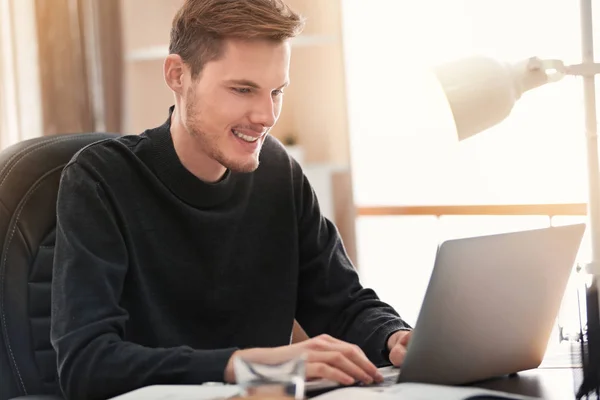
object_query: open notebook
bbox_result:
[312,383,539,400]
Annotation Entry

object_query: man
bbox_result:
[50,0,412,399]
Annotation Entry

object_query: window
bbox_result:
[341,1,593,356]
[341,0,591,206]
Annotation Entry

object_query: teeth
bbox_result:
[233,130,259,143]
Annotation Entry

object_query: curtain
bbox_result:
[34,0,123,136]
[0,0,122,144]
[0,0,43,148]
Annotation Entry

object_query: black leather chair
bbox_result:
[0,133,119,400]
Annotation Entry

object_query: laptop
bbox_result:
[306,223,586,395]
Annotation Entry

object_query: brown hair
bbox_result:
[170,0,305,78]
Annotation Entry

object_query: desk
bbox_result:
[472,368,581,400]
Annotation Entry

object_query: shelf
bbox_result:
[127,45,168,62]
[126,34,337,62]
[291,34,337,47]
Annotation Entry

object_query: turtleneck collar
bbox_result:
[143,106,239,208]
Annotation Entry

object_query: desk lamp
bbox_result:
[433,0,600,397]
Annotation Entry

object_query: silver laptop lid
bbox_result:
[399,223,586,385]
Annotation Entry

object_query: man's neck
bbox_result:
[170,109,227,183]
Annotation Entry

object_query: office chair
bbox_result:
[0,133,119,400]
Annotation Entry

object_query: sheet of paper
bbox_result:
[108,384,241,400]
[314,382,539,400]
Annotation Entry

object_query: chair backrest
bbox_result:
[0,133,119,400]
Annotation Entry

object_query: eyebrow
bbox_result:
[225,79,290,90]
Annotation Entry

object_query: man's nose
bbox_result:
[250,96,277,128]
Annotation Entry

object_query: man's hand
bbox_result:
[225,334,384,386]
[387,330,412,366]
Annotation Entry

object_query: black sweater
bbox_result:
[50,111,410,399]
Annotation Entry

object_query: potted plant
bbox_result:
[282,132,304,166]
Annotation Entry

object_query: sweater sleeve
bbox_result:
[51,162,237,400]
[293,169,412,367]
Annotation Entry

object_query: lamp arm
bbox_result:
[565,62,600,77]
[523,57,600,80]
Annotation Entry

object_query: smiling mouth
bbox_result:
[232,129,260,143]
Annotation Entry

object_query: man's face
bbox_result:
[180,38,291,173]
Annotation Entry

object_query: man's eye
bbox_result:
[272,89,284,97]
[234,87,252,94]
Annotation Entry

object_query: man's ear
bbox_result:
[164,54,186,94]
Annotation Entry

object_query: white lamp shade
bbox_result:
[435,56,550,140]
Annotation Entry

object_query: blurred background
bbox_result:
[1,0,597,365]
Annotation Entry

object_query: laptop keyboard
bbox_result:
[305,365,401,396]
[364,366,400,387]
